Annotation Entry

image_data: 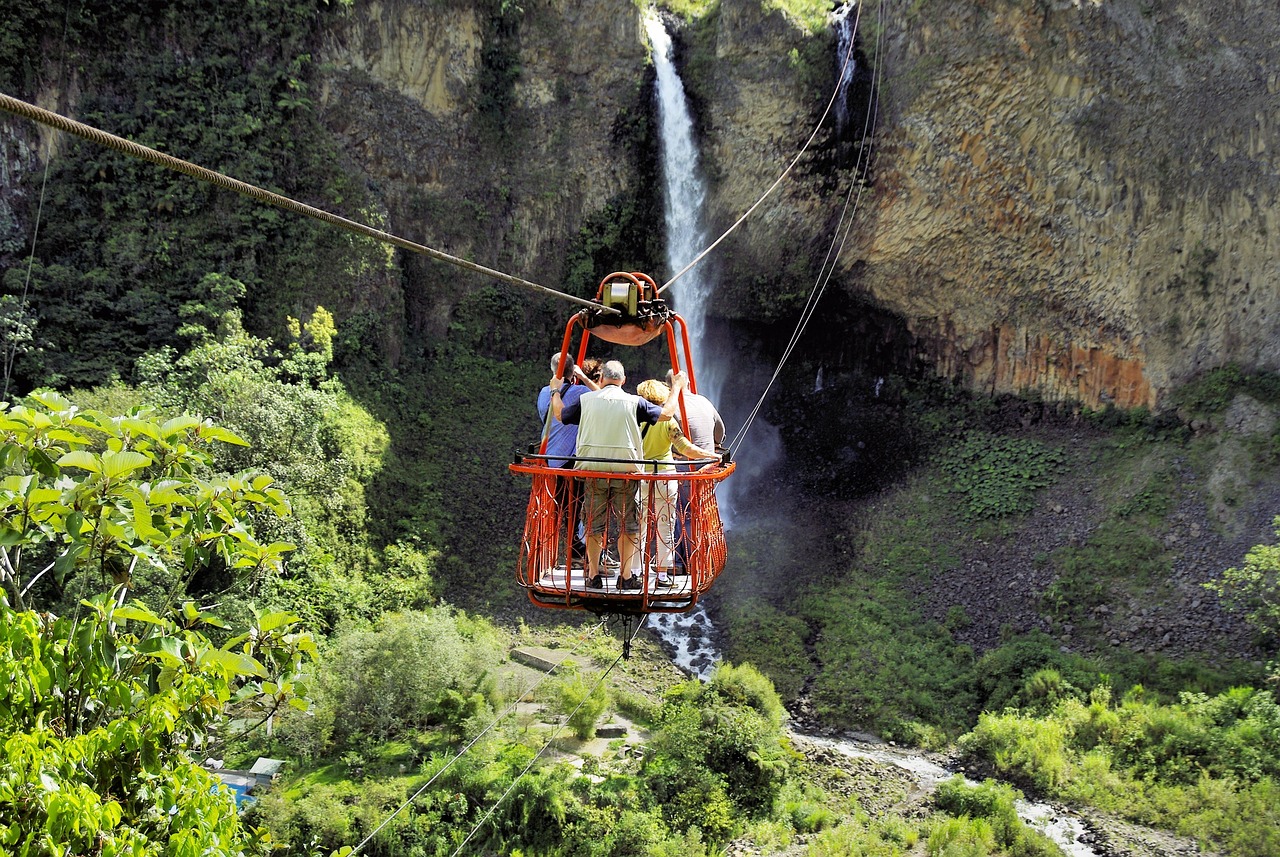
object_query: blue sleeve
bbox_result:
[536,386,551,421]
[637,398,664,424]
[560,385,587,424]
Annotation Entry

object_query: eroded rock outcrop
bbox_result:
[683,0,1279,408]
[852,0,1280,407]
[11,0,1263,406]
[315,0,650,342]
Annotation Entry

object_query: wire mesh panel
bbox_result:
[509,461,735,615]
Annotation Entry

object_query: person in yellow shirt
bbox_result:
[634,379,718,587]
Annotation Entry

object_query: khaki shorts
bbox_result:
[580,476,639,536]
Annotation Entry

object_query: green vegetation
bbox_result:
[961,685,1280,856]
[1170,363,1280,416]
[938,432,1065,520]
[931,777,1063,857]
[0,399,316,854]
[658,0,829,33]
[5,3,1280,854]
[252,650,797,855]
[2,0,386,392]
[1207,515,1280,679]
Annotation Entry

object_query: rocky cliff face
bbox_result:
[314,0,652,344]
[13,0,1265,406]
[666,0,1280,409]
[850,0,1280,408]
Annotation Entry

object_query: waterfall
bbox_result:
[645,10,742,521]
[645,11,720,418]
[833,2,858,135]
[643,10,724,679]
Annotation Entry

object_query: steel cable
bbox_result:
[0,91,615,314]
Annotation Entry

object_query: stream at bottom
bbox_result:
[646,613,1101,857]
[799,735,1101,857]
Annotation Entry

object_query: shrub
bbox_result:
[937,432,1064,520]
[933,776,1061,857]
[322,608,502,747]
[557,672,610,740]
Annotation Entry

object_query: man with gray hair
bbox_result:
[553,360,687,590]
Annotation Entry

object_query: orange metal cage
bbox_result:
[511,271,735,615]
[508,461,735,615]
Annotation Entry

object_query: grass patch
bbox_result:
[719,598,811,701]
[802,580,976,742]
[1168,364,1280,415]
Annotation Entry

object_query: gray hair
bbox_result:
[549,352,562,373]
[602,360,625,381]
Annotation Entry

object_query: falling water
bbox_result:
[643,10,724,678]
[833,2,858,135]
[644,11,720,418]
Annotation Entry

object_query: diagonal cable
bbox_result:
[0,91,615,315]
[448,618,642,857]
[658,1,865,295]
[728,0,884,452]
[346,618,608,855]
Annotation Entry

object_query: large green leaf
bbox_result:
[136,635,186,666]
[56,450,100,473]
[199,425,249,447]
[28,448,58,478]
[119,417,162,441]
[160,416,202,438]
[101,450,153,480]
[256,610,301,633]
[201,648,266,677]
[112,604,167,626]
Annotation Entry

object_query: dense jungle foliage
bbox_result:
[2,1,1279,855]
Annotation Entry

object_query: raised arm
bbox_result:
[549,375,566,421]
[659,371,688,421]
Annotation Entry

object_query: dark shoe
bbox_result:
[585,575,606,590]
[655,574,675,588]
[617,575,641,591]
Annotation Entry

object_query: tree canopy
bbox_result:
[0,395,315,855]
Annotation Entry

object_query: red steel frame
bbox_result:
[509,273,734,615]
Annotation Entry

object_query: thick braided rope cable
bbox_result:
[0,91,615,315]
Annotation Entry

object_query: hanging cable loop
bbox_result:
[0,90,617,315]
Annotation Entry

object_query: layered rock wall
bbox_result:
[8,0,1275,408]
[315,0,649,342]
[854,0,1280,407]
